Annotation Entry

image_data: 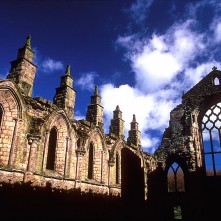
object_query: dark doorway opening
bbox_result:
[121,148,144,202]
[46,127,57,170]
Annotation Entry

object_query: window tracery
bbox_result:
[167,162,185,192]
[202,102,221,176]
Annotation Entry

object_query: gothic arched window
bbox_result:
[167,162,185,192]
[0,105,3,127]
[116,153,120,184]
[88,143,94,179]
[202,102,221,176]
[46,127,57,170]
[214,77,220,86]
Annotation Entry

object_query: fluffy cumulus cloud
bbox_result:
[75,72,98,91]
[101,83,178,153]
[41,58,64,73]
[101,0,221,153]
[129,20,207,93]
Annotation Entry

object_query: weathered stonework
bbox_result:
[1,37,221,221]
[0,37,146,199]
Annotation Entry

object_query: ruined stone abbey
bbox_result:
[0,36,221,221]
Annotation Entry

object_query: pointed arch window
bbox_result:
[88,143,94,179]
[214,77,220,86]
[0,105,3,127]
[167,162,185,192]
[202,102,221,176]
[46,127,57,170]
[116,152,120,184]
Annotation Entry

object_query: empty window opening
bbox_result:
[0,105,3,127]
[46,127,57,170]
[214,77,220,86]
[174,204,182,220]
[116,153,119,184]
[167,162,185,192]
[192,114,195,123]
[88,143,94,179]
[202,102,221,176]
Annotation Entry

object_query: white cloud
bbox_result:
[102,0,221,153]
[75,72,98,91]
[74,110,85,121]
[130,20,206,93]
[210,18,221,43]
[42,58,64,73]
[182,62,219,90]
[101,83,178,153]
[133,49,181,92]
[214,22,221,42]
[141,135,160,153]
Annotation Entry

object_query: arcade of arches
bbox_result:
[0,37,220,221]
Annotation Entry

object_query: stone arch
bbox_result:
[111,139,125,155]
[42,110,71,175]
[198,93,221,123]
[196,93,221,176]
[167,162,185,192]
[84,128,108,183]
[89,127,108,153]
[44,110,71,135]
[200,101,221,176]
[110,139,125,186]
[164,154,188,220]
[0,82,25,166]
[0,81,24,118]
[165,154,188,192]
[87,142,94,179]
[46,126,58,170]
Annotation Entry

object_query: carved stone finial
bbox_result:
[25,34,31,47]
[212,66,217,71]
[65,65,71,75]
[132,114,136,122]
[94,85,98,95]
[116,105,120,111]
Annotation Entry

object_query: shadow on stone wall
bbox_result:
[121,147,145,202]
[0,182,147,221]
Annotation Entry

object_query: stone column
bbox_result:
[27,135,40,172]
[107,157,115,195]
[64,136,70,177]
[108,157,115,186]
[42,130,49,171]
[8,118,21,167]
[101,150,104,183]
[75,148,86,188]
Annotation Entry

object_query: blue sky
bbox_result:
[1,0,221,153]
